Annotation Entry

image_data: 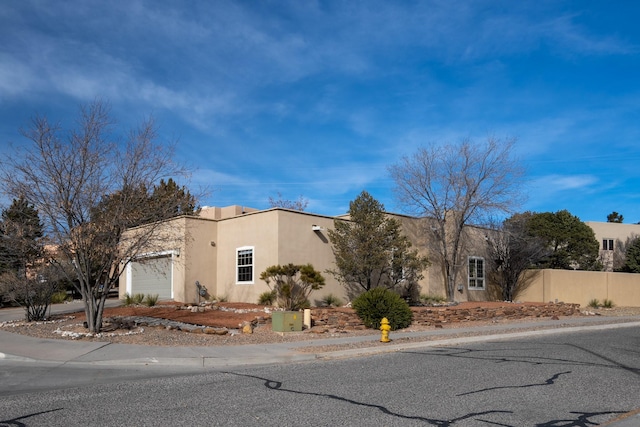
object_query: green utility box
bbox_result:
[271,311,303,332]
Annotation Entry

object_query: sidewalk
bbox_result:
[0,299,121,323]
[1,303,639,368]
[2,306,638,427]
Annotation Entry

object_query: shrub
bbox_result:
[602,299,615,308]
[299,298,311,309]
[122,293,134,306]
[50,291,70,304]
[258,290,276,305]
[587,298,600,308]
[260,263,325,311]
[420,293,447,305]
[321,293,343,307]
[132,293,145,305]
[143,294,159,307]
[352,287,413,330]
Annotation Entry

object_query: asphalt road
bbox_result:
[1,327,638,426]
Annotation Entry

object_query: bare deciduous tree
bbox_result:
[0,262,64,321]
[268,192,309,211]
[485,214,548,301]
[389,137,524,301]
[0,100,194,332]
[0,196,58,319]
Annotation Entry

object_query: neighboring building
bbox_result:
[585,221,640,271]
[119,205,492,304]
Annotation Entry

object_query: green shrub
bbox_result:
[602,299,615,308]
[299,298,311,309]
[321,293,343,307]
[260,263,325,311]
[258,290,277,305]
[50,291,70,304]
[122,293,134,306]
[143,294,159,307]
[132,293,145,305]
[420,293,447,305]
[587,298,600,308]
[352,287,413,330]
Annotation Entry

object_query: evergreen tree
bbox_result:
[0,196,59,320]
[622,237,640,273]
[526,210,601,270]
[151,178,199,217]
[327,190,429,300]
[607,211,624,223]
[0,196,44,275]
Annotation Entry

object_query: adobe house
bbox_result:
[118,205,493,305]
[585,221,640,271]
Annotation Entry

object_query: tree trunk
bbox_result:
[82,288,110,333]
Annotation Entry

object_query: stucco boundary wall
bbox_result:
[310,303,580,330]
[518,269,640,308]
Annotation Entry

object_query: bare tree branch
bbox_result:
[268,192,309,211]
[0,100,195,332]
[389,137,525,301]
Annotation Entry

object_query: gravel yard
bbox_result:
[1,302,639,349]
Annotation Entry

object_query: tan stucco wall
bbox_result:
[214,209,346,305]
[586,221,640,271]
[586,221,640,243]
[179,218,217,303]
[120,207,496,305]
[396,215,491,302]
[518,269,640,307]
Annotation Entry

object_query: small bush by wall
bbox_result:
[310,302,580,330]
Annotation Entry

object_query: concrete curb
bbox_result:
[0,352,38,363]
[315,321,640,360]
[602,409,640,427]
[1,314,639,369]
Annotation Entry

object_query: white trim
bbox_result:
[126,263,132,295]
[236,246,255,285]
[468,256,485,290]
[133,249,179,259]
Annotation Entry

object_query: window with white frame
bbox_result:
[236,247,254,284]
[602,239,614,251]
[468,257,485,290]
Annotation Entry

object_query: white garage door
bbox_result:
[130,256,172,300]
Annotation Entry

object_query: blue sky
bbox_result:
[1,1,639,222]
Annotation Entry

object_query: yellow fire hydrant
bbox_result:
[380,317,391,343]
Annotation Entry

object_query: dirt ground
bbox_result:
[2,300,639,347]
[75,300,640,329]
[76,301,270,329]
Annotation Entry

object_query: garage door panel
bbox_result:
[131,256,172,300]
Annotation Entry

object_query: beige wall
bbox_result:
[586,221,640,271]
[586,221,640,243]
[214,209,346,305]
[518,269,640,307]
[382,214,492,302]
[120,206,497,305]
[180,218,217,303]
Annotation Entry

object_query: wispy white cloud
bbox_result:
[534,174,598,191]
[1,1,639,218]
